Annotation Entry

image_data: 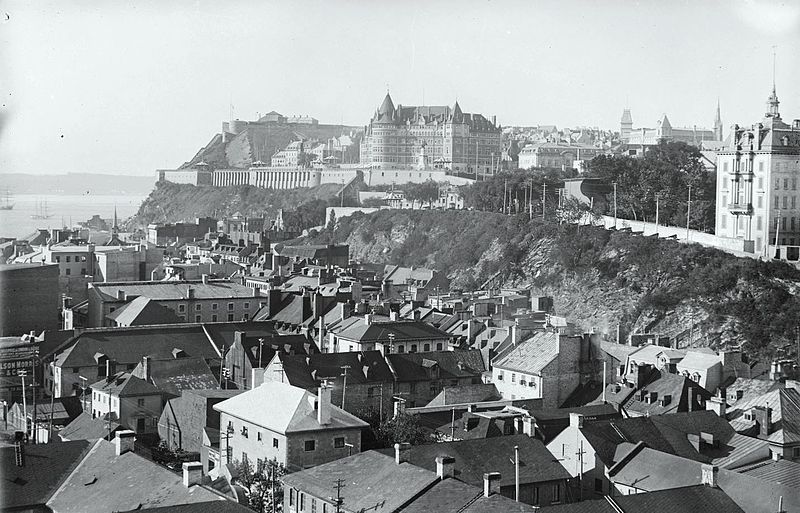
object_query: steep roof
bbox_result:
[213,381,367,434]
[90,372,162,397]
[105,296,183,326]
[336,319,451,344]
[59,412,121,441]
[136,501,253,513]
[47,439,223,512]
[92,280,257,301]
[727,388,800,445]
[546,485,744,513]
[426,383,501,407]
[133,356,219,396]
[381,435,570,487]
[281,451,439,513]
[386,350,485,382]
[492,332,562,374]
[401,478,536,513]
[0,439,93,510]
[277,350,393,389]
[737,458,800,488]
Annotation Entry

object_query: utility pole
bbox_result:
[340,365,351,411]
[655,194,660,236]
[514,445,520,502]
[332,478,345,513]
[19,370,27,437]
[31,353,37,443]
[542,183,547,220]
[529,181,533,221]
[450,407,456,441]
[258,338,264,369]
[576,440,586,501]
[48,356,55,442]
[612,182,618,229]
[503,180,508,214]
[774,210,781,259]
[686,184,692,240]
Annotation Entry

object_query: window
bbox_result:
[72,367,80,373]
[397,345,405,353]
[511,373,516,383]
[304,440,316,452]
[65,268,71,276]
[776,178,781,190]
[758,195,763,208]
[785,178,789,189]
[720,215,727,229]
[759,161,765,172]
[212,303,218,310]
[179,304,186,313]
[81,268,86,275]
[257,432,262,441]
[66,256,71,263]
[228,314,235,321]
[785,196,790,209]
[242,451,248,463]
[410,344,417,353]
[195,315,201,322]
[782,217,787,231]
[533,487,540,505]
[311,499,317,513]
[212,315,218,322]
[273,438,279,448]
[300,493,305,511]
[595,478,603,492]
[290,489,295,507]
[794,196,797,209]
[758,176,764,190]
[334,437,345,448]
[137,398,145,407]
[195,304,201,311]
[497,371,503,381]
[436,343,443,350]
[757,216,763,230]
[244,302,250,309]
[241,426,248,437]
[423,343,430,351]
[794,178,797,191]
[228,302,234,311]
[552,484,561,503]
[55,256,60,263]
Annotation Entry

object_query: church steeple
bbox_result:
[113,205,118,234]
[766,48,781,119]
[714,99,723,141]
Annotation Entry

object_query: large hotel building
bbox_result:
[360,93,503,175]
[715,85,800,256]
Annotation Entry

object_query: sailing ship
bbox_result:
[0,189,13,210]
[31,199,53,219]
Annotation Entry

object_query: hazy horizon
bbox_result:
[1,0,798,176]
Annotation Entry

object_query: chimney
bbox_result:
[701,464,719,488]
[339,302,351,321]
[687,387,694,412]
[187,287,195,299]
[706,396,726,417]
[393,398,406,418]
[182,461,203,487]
[117,289,127,301]
[436,456,456,479]
[522,416,535,437]
[389,310,398,322]
[569,413,584,429]
[412,310,421,321]
[754,406,773,436]
[142,356,151,382]
[115,430,135,456]
[395,442,411,464]
[317,385,332,425]
[364,314,372,326]
[483,472,501,497]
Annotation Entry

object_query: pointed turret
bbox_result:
[620,109,633,142]
[378,92,395,117]
[766,85,781,119]
[452,101,463,122]
[659,114,672,129]
[714,99,723,141]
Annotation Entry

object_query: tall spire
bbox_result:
[766,47,781,119]
[113,205,118,233]
[714,98,723,141]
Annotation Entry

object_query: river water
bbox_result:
[0,193,148,239]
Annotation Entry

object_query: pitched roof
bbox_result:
[492,332,563,374]
[59,412,121,441]
[426,384,501,407]
[90,372,162,397]
[281,451,439,513]
[106,296,183,325]
[133,356,219,396]
[92,280,257,301]
[47,439,223,512]
[0,439,93,509]
[727,388,800,444]
[401,478,536,513]
[547,485,745,513]
[137,501,253,513]
[618,371,712,416]
[386,350,485,382]
[336,319,451,344]
[213,381,368,433]
[380,435,570,487]
[677,350,722,370]
[52,324,222,367]
[278,350,393,389]
[599,341,639,363]
[737,458,800,489]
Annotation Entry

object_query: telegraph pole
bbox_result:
[612,182,618,229]
[514,445,520,502]
[542,183,547,220]
[686,184,692,240]
[340,365,351,411]
[333,479,345,513]
[655,194,660,236]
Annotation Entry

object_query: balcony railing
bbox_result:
[728,202,753,215]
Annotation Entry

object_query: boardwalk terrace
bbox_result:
[360,93,502,175]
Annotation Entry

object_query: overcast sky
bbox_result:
[1,0,798,176]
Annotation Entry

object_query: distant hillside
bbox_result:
[127,181,344,229]
[3,173,154,195]
[304,209,800,360]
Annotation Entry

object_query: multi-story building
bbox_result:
[0,263,60,336]
[86,278,264,327]
[212,381,368,472]
[90,372,163,434]
[620,108,718,156]
[715,85,800,256]
[517,142,602,171]
[360,93,502,175]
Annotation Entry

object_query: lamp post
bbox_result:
[655,193,660,236]
[686,184,692,240]
[612,182,618,229]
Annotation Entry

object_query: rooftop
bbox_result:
[92,279,258,301]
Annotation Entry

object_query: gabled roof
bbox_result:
[619,371,713,416]
[277,350,393,389]
[106,296,183,326]
[336,319,451,344]
[379,435,570,487]
[401,478,536,513]
[737,458,800,488]
[677,350,722,371]
[46,439,223,512]
[492,332,563,375]
[0,439,93,509]
[282,451,438,513]
[213,381,367,434]
[132,356,219,396]
[59,412,121,441]
[136,501,254,513]
[599,341,639,363]
[727,388,800,445]
[386,350,485,382]
[546,485,744,513]
[90,372,162,397]
[426,383,501,407]
[92,280,257,301]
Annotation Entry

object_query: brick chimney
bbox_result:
[115,430,135,456]
[436,456,455,479]
[569,413,584,429]
[706,396,726,417]
[701,464,719,488]
[753,406,772,436]
[317,385,332,425]
[182,461,203,487]
[142,356,151,382]
[483,472,501,497]
[395,442,411,464]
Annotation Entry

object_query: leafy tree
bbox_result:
[403,180,440,208]
[361,197,386,208]
[356,409,429,449]
[232,457,286,513]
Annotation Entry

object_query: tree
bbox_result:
[403,180,440,208]
[232,458,286,513]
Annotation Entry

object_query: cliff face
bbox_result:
[127,181,341,229]
[307,209,800,359]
